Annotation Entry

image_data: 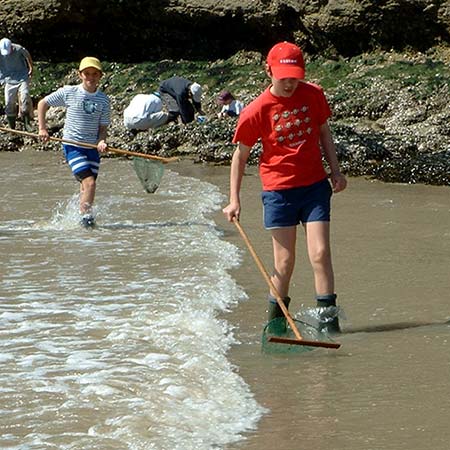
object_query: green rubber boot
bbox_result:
[23,115,32,131]
[316,294,340,334]
[6,116,16,129]
[267,295,291,322]
[267,295,291,335]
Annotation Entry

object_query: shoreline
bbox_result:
[2,47,450,187]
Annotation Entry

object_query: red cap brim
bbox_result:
[271,65,305,80]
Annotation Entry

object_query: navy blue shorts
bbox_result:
[63,144,100,181]
[262,178,332,229]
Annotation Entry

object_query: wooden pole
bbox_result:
[0,127,178,163]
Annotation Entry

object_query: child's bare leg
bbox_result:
[270,226,297,297]
[305,221,334,295]
[266,226,296,322]
[305,221,341,332]
[79,176,96,214]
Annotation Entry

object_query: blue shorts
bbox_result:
[262,178,332,229]
[63,144,100,181]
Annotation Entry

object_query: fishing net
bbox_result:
[132,157,165,193]
[262,318,318,354]
[261,306,342,354]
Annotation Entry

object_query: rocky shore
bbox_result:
[1,1,450,186]
[1,48,449,186]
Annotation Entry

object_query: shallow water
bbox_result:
[210,167,450,450]
[1,150,449,450]
[0,151,264,449]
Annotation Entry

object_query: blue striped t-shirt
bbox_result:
[45,84,110,146]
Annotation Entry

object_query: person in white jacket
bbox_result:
[123,92,168,134]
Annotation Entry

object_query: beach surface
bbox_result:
[0,152,448,450]
[184,161,450,450]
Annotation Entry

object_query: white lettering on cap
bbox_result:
[279,58,298,64]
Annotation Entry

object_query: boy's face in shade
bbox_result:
[266,65,301,98]
[79,67,102,93]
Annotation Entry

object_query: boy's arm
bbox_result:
[97,125,108,153]
[222,143,251,221]
[320,121,347,193]
[37,98,50,141]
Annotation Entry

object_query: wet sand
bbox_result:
[179,160,450,450]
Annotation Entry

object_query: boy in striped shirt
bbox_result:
[37,57,110,227]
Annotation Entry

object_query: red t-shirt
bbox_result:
[233,81,331,190]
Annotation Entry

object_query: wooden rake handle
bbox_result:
[233,217,340,349]
[0,126,179,164]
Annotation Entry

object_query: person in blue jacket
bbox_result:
[159,76,204,124]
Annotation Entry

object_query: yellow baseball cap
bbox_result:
[79,56,103,72]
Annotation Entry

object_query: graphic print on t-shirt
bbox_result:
[82,99,98,114]
[272,105,313,148]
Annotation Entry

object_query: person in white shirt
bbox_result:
[217,90,244,119]
[123,92,169,134]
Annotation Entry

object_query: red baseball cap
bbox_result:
[266,41,305,80]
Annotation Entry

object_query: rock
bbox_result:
[2,48,449,186]
[1,0,450,61]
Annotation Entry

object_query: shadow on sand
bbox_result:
[343,319,450,334]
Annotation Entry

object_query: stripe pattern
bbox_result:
[45,84,110,146]
[63,144,100,177]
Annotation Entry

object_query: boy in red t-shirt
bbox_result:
[223,41,347,333]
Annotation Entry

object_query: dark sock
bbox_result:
[316,293,337,307]
[7,116,16,129]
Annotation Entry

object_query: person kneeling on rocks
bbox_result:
[217,90,244,119]
[123,92,169,136]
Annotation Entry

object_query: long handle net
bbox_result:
[132,157,165,193]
